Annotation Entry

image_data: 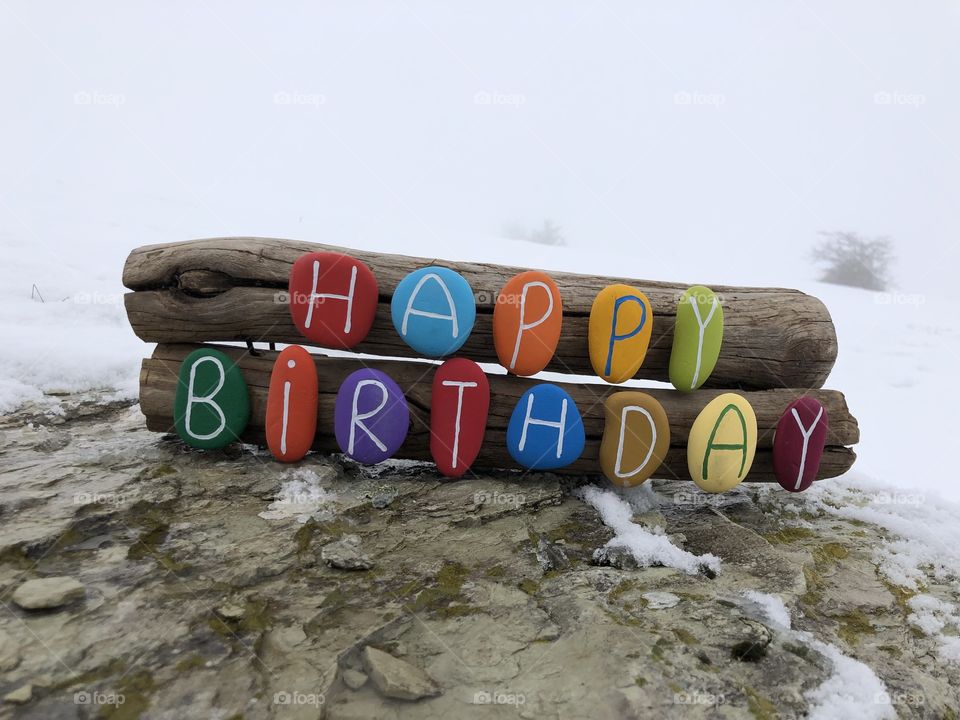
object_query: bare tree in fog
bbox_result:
[813,231,893,291]
[502,219,567,247]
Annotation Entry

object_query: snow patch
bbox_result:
[742,590,791,630]
[906,594,960,663]
[575,485,720,575]
[742,591,894,720]
[803,638,895,720]
[258,468,339,523]
[800,473,960,590]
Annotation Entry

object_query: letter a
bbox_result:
[401,273,458,338]
[702,403,748,480]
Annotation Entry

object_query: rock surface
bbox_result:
[362,646,440,700]
[0,393,957,718]
[11,577,85,610]
[322,535,374,571]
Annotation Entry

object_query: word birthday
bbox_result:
[173,251,829,493]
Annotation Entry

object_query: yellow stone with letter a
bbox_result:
[687,393,757,492]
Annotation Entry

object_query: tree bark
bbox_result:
[138,343,857,483]
[123,237,839,390]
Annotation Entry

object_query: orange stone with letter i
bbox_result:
[492,271,562,376]
[266,345,318,462]
[288,251,379,349]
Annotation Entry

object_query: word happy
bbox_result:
[173,251,829,493]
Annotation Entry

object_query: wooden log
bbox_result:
[123,237,839,390]
[138,343,858,482]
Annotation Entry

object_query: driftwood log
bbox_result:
[124,237,839,390]
[139,344,858,482]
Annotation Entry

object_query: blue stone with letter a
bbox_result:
[506,383,585,470]
[391,266,476,357]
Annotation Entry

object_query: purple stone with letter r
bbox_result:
[334,369,410,464]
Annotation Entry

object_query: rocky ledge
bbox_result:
[0,395,956,718]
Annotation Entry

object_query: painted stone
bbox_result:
[687,393,757,493]
[492,271,563,376]
[334,369,409,464]
[669,286,724,392]
[506,384,585,470]
[265,345,318,462]
[588,284,653,383]
[288,251,379,349]
[599,392,670,487]
[430,358,490,478]
[174,348,250,449]
[773,397,829,493]
[391,266,476,357]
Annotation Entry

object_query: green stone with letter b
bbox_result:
[174,348,250,449]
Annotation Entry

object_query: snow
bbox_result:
[803,638,895,720]
[575,485,721,575]
[796,473,960,590]
[258,468,339,524]
[906,594,960,664]
[741,590,791,630]
[742,591,895,720]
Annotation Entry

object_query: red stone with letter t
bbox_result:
[430,358,490,477]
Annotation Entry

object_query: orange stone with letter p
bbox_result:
[493,271,562,376]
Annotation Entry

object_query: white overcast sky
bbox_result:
[1,1,957,290]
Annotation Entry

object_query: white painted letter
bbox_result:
[790,406,824,490]
[440,380,478,468]
[401,273,458,338]
[305,260,358,333]
[349,379,389,455]
[688,295,719,390]
[615,405,657,479]
[509,281,554,370]
[185,356,226,441]
[518,394,567,459]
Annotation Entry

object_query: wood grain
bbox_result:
[123,237,839,390]
[138,343,858,482]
